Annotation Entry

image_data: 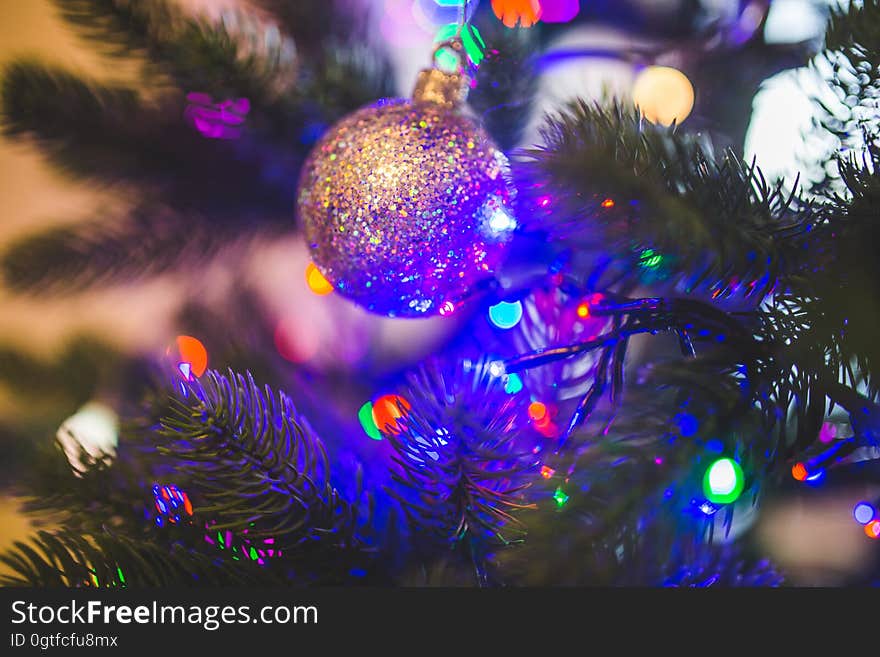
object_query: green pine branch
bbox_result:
[0,528,277,586]
[153,369,362,552]
[0,204,263,294]
[469,16,540,151]
[0,62,295,211]
[0,337,123,406]
[383,359,536,582]
[518,101,817,299]
[54,0,297,104]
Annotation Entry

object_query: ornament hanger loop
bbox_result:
[431,37,468,73]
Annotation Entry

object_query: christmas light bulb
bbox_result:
[702,457,744,505]
[489,300,523,329]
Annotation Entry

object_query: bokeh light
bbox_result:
[865,520,880,540]
[372,394,412,433]
[491,0,542,28]
[504,372,524,394]
[167,335,208,381]
[434,22,486,69]
[56,402,119,473]
[528,401,548,422]
[489,300,524,329]
[702,457,744,504]
[540,0,580,23]
[305,262,334,296]
[553,486,569,507]
[273,317,320,364]
[818,422,837,444]
[853,502,876,526]
[632,65,695,126]
[358,401,383,440]
[791,462,808,481]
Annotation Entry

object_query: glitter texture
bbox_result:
[297,97,516,317]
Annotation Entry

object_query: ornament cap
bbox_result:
[413,68,468,108]
[412,38,470,108]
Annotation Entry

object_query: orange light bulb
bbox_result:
[305,263,334,296]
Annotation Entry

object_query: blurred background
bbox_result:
[0,0,876,585]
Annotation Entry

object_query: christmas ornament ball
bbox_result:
[297,74,517,317]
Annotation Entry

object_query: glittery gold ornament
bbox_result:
[296,42,517,317]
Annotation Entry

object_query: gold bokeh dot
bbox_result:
[632,66,695,127]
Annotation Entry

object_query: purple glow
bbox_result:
[540,0,580,23]
[185,92,250,140]
[818,422,837,444]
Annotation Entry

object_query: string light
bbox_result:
[488,300,523,329]
[576,302,590,319]
[792,438,859,483]
[639,248,664,270]
[305,262,334,295]
[152,484,193,526]
[439,300,456,316]
[541,465,555,479]
[791,462,808,481]
[504,373,524,394]
[601,198,615,208]
[702,457,744,505]
[553,486,569,507]
[528,401,548,423]
[866,520,880,540]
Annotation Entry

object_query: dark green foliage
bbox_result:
[0,337,123,406]
[0,528,277,587]
[156,369,361,551]
[469,16,540,151]
[0,0,394,295]
[518,101,817,299]
[384,360,535,561]
[55,0,296,103]
[1,205,242,293]
[3,0,879,589]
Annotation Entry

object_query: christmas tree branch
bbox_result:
[54,0,298,105]
[0,204,264,295]
[469,14,540,151]
[518,101,818,299]
[153,369,361,552]
[0,528,278,587]
[382,359,536,583]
